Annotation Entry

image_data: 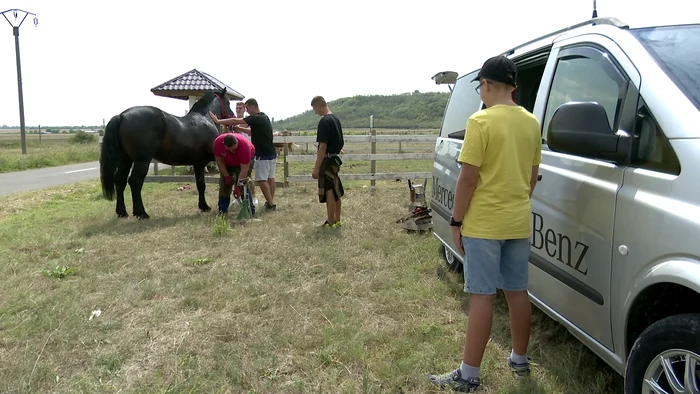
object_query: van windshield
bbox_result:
[631,24,700,111]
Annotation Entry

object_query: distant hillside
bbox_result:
[273,91,449,130]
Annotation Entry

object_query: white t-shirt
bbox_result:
[235,112,251,141]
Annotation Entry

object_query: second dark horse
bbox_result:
[99,89,234,219]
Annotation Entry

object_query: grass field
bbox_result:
[0,129,431,175]
[0,179,624,393]
[0,134,99,174]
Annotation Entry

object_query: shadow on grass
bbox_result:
[80,213,208,237]
[434,258,624,393]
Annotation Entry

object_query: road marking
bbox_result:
[64,167,97,174]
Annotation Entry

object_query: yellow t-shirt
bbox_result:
[457,105,542,239]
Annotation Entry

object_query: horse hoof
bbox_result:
[200,205,212,212]
[136,213,150,220]
[117,212,129,218]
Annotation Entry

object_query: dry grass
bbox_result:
[0,138,99,173]
[0,180,623,393]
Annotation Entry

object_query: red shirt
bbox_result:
[213,132,255,167]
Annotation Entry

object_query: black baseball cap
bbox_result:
[471,55,517,88]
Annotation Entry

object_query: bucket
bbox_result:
[414,184,425,204]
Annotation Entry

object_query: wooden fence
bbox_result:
[143,130,438,188]
[279,129,437,188]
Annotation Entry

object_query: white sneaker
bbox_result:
[253,198,259,206]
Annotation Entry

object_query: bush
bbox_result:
[68,130,96,144]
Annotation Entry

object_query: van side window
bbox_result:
[631,101,681,175]
[543,49,626,142]
[439,70,482,140]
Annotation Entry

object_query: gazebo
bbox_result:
[150,69,245,173]
[150,69,245,113]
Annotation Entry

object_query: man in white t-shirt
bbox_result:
[232,102,251,140]
[231,101,257,204]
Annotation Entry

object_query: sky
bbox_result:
[0,0,696,127]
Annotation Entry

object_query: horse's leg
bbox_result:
[128,161,151,219]
[115,156,133,218]
[193,164,211,212]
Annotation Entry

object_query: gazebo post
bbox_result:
[188,95,199,111]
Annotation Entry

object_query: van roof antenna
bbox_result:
[592,0,598,21]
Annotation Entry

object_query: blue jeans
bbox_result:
[462,237,531,295]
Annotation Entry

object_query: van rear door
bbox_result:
[431,70,483,262]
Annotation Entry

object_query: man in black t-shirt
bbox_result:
[311,96,345,228]
[210,98,277,211]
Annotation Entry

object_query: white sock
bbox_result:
[460,361,480,379]
[510,349,528,364]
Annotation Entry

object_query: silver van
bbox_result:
[431,16,700,393]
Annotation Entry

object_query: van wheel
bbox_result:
[441,245,462,273]
[624,313,700,393]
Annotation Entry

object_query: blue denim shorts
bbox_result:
[462,237,531,294]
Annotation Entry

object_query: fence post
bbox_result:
[154,161,159,175]
[283,136,289,188]
[370,115,376,191]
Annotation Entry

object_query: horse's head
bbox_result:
[189,88,234,120]
[212,88,234,120]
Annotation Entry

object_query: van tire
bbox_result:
[624,313,700,393]
[441,244,462,273]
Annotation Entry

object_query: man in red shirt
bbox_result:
[213,133,255,214]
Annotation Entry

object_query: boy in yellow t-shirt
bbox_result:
[429,55,542,392]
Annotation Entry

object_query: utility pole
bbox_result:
[1,9,39,155]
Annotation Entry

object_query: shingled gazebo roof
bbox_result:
[150,69,245,101]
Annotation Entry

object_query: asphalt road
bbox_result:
[0,161,172,197]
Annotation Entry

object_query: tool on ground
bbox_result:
[235,179,255,221]
[408,178,428,211]
[398,179,433,233]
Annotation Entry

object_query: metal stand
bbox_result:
[397,179,433,233]
[235,182,256,221]
[236,183,255,220]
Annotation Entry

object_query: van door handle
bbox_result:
[538,174,542,181]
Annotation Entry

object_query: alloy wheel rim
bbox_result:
[642,349,700,394]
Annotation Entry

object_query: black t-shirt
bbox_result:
[244,112,276,158]
[316,114,344,155]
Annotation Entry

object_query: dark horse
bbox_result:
[100,89,233,219]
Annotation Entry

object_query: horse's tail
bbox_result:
[100,114,122,201]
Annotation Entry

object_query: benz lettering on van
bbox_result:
[432,176,455,210]
[531,213,590,275]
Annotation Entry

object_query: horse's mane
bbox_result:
[188,92,218,114]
